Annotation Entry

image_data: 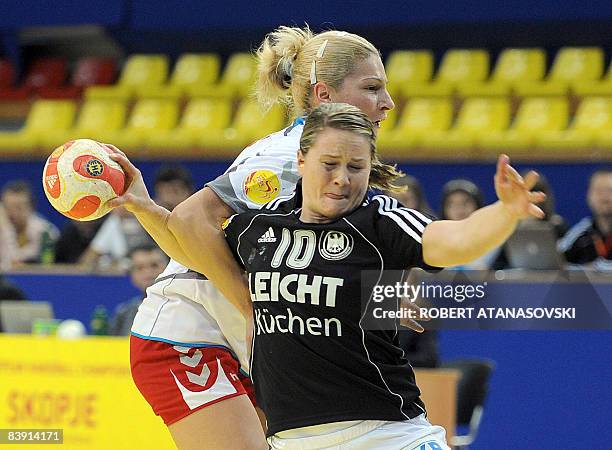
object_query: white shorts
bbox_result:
[268,414,450,450]
[131,260,249,372]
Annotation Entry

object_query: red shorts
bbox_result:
[130,335,256,425]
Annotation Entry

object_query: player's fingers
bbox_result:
[402,319,424,333]
[528,191,546,203]
[109,153,140,177]
[528,203,545,219]
[496,154,510,177]
[523,170,539,190]
[102,143,126,157]
[402,300,431,321]
[505,164,524,186]
[107,196,124,209]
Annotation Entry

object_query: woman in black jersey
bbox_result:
[224,103,546,449]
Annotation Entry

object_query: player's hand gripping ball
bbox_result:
[42,139,126,221]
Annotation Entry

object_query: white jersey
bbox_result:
[131,120,304,372]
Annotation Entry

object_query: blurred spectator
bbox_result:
[528,173,569,238]
[440,179,484,220]
[54,217,107,263]
[0,204,16,271]
[153,165,194,211]
[441,179,492,269]
[109,244,168,336]
[490,172,569,269]
[79,207,155,271]
[558,169,612,270]
[384,174,435,215]
[1,180,59,265]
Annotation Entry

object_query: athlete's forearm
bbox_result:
[168,188,252,317]
[422,201,518,267]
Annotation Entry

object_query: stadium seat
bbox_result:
[0,100,76,157]
[197,101,285,154]
[0,58,67,100]
[514,47,604,97]
[479,97,568,154]
[94,99,178,155]
[421,98,510,152]
[39,57,116,99]
[377,98,453,155]
[139,53,221,99]
[40,100,127,151]
[187,52,257,99]
[573,60,612,97]
[537,97,612,149]
[146,98,232,155]
[403,49,489,97]
[0,59,16,89]
[457,48,546,97]
[85,54,168,100]
[384,50,434,100]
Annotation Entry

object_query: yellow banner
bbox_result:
[0,335,175,449]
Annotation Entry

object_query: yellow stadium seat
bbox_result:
[537,97,612,149]
[421,98,510,152]
[187,53,257,99]
[85,54,169,100]
[479,97,568,154]
[377,98,454,156]
[458,48,546,97]
[198,101,286,154]
[514,47,604,97]
[41,100,127,152]
[573,61,612,96]
[146,98,232,155]
[384,50,434,100]
[403,49,489,97]
[0,100,76,158]
[138,53,221,99]
[95,99,179,155]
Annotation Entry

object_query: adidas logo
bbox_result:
[258,227,276,243]
[46,174,58,189]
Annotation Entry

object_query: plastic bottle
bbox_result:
[39,229,55,265]
[90,305,109,335]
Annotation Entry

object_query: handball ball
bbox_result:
[42,139,126,221]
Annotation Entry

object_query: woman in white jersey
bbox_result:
[109,26,395,449]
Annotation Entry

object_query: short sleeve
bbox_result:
[371,195,441,271]
[206,127,302,213]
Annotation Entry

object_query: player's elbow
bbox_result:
[168,188,231,237]
[422,221,472,267]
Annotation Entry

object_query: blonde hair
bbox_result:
[255,26,379,116]
[300,103,404,192]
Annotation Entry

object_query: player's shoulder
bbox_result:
[363,194,436,233]
[241,120,303,157]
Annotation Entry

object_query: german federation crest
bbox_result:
[319,231,353,261]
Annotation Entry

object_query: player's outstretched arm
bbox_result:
[422,154,546,268]
[106,149,199,270]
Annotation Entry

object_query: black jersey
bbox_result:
[224,190,440,436]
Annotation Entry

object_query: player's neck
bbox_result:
[299,209,334,224]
